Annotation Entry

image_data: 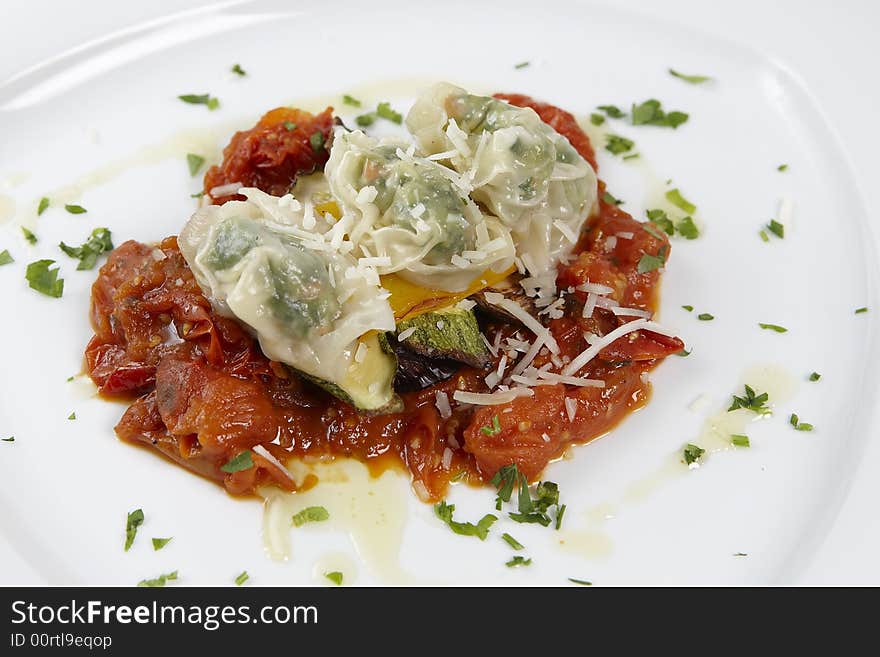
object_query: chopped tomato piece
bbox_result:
[203,107,335,204]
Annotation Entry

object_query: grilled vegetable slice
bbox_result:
[391,341,461,392]
[296,333,402,414]
[471,275,540,325]
[396,305,490,368]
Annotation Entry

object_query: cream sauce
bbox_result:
[311,551,358,586]
[565,363,798,553]
[259,458,413,584]
[0,194,16,224]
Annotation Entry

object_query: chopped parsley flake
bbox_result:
[309,130,326,153]
[506,556,532,567]
[683,443,705,465]
[124,508,144,552]
[152,537,172,551]
[25,259,64,298]
[637,245,669,273]
[190,191,205,198]
[603,191,623,206]
[665,188,696,214]
[767,219,785,239]
[605,134,635,155]
[647,209,674,235]
[283,121,297,131]
[777,164,788,172]
[491,464,564,528]
[622,153,640,161]
[342,94,362,107]
[376,102,403,124]
[759,230,770,243]
[855,307,869,314]
[675,349,691,357]
[355,113,376,127]
[501,533,524,550]
[555,503,567,530]
[491,463,520,509]
[509,480,562,528]
[731,434,750,447]
[568,578,593,586]
[2,437,14,443]
[630,99,688,128]
[64,204,87,214]
[676,216,699,239]
[231,63,246,76]
[220,450,253,473]
[728,385,771,415]
[789,414,814,432]
[669,69,712,84]
[67,412,76,420]
[697,313,714,321]
[597,105,626,119]
[809,372,821,382]
[138,570,178,588]
[186,153,205,176]
[37,197,50,215]
[642,222,666,241]
[234,571,249,586]
[178,93,219,110]
[758,323,788,333]
[22,227,37,245]
[59,227,113,270]
[325,571,343,586]
[0,250,13,266]
[292,506,330,527]
[682,305,694,312]
[514,61,531,69]
[481,415,501,436]
[434,500,497,540]
[589,113,605,126]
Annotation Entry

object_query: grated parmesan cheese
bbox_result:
[252,445,295,485]
[553,219,579,244]
[358,256,392,268]
[563,319,679,376]
[209,181,243,197]
[434,391,452,419]
[453,388,534,405]
[483,292,559,354]
[582,292,598,319]
[577,282,614,296]
[564,398,578,422]
[563,319,650,376]
[354,341,368,363]
[611,306,652,318]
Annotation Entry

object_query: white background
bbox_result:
[1,0,877,585]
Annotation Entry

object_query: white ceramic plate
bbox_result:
[0,0,876,586]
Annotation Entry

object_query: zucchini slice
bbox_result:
[297,332,403,415]
[396,305,490,368]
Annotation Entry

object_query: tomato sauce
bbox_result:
[85,94,683,500]
[203,107,335,204]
